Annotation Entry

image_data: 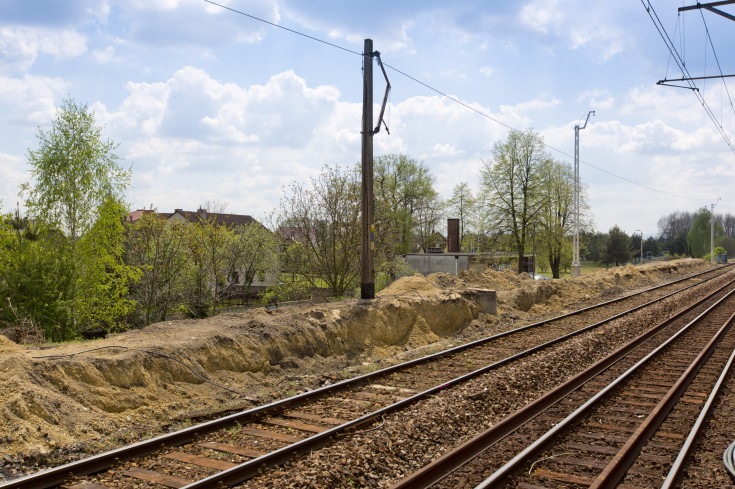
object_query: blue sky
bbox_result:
[1,0,734,237]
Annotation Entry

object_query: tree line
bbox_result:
[583,208,735,267]
[0,100,727,342]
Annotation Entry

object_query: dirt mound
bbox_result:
[0,335,23,353]
[0,291,477,456]
[0,258,712,459]
[378,273,443,297]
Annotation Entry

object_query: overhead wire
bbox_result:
[642,0,735,153]
[698,8,735,136]
[204,0,715,201]
[201,0,362,57]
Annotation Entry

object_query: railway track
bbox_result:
[394,273,735,489]
[1,265,732,489]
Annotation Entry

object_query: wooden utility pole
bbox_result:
[361,39,375,299]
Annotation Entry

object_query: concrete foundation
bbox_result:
[472,288,497,315]
[571,264,581,277]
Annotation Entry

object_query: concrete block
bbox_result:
[472,288,497,315]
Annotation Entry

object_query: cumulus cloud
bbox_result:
[92,46,115,64]
[0,27,87,74]
[0,74,68,124]
[516,0,631,62]
[0,153,26,210]
[119,0,280,47]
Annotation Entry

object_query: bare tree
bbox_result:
[278,165,361,297]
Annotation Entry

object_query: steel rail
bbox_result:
[175,275,735,489]
[0,266,729,489]
[390,277,735,489]
[475,286,735,489]
[589,307,735,488]
[661,313,735,489]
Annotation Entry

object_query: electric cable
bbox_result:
[699,8,735,129]
[642,0,735,153]
[33,345,244,396]
[204,0,716,201]
[202,0,362,57]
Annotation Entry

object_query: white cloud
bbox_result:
[0,74,68,124]
[0,153,26,210]
[121,0,280,46]
[0,27,86,74]
[577,89,615,110]
[480,66,494,77]
[517,0,631,62]
[93,46,115,64]
[519,0,562,34]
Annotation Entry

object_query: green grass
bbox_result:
[535,261,612,279]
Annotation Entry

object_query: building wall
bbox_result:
[403,254,471,276]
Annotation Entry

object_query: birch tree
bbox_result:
[481,129,548,273]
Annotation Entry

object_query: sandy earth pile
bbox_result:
[0,259,711,458]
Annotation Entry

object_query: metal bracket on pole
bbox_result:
[679,1,735,22]
[372,51,391,135]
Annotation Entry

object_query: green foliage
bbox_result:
[657,210,693,256]
[75,197,141,333]
[262,280,312,304]
[716,236,735,256]
[19,98,131,335]
[687,207,723,258]
[601,225,631,266]
[231,221,279,295]
[21,99,129,242]
[703,246,727,262]
[535,160,576,278]
[481,129,549,273]
[0,212,73,341]
[373,154,438,256]
[181,216,234,318]
[447,182,476,246]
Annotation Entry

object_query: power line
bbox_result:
[204,0,711,202]
[381,62,704,201]
[202,0,362,57]
[642,0,735,153]
[698,8,735,129]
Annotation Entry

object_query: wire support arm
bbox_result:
[372,51,391,135]
[679,1,735,22]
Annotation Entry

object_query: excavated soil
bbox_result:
[0,259,712,465]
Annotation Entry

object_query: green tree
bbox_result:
[687,207,723,258]
[585,231,608,264]
[536,160,575,278]
[0,211,73,341]
[20,98,130,331]
[278,164,361,297]
[75,196,141,332]
[373,154,437,256]
[602,225,631,266]
[481,129,548,273]
[413,193,444,253]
